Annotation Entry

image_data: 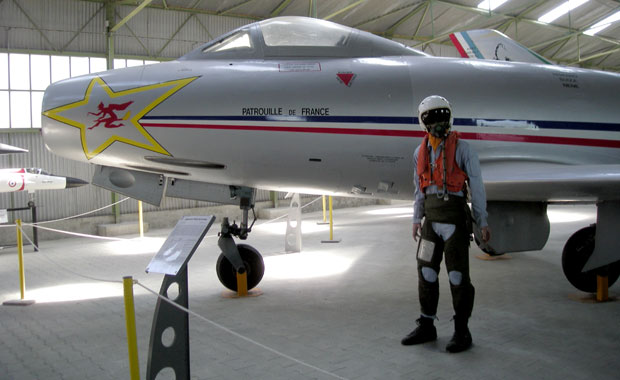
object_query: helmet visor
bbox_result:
[421,108,451,127]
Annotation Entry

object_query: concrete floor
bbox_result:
[0,202,618,380]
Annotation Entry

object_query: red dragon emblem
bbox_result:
[88,101,134,130]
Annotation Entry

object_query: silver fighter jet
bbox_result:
[41,17,620,293]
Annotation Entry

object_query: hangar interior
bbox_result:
[0,1,619,379]
[1,0,619,232]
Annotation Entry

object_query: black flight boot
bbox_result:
[401,316,437,346]
[446,316,472,353]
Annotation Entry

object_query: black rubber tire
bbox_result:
[561,225,620,293]
[216,244,265,291]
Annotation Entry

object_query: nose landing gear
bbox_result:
[216,187,265,292]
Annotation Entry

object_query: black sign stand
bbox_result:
[145,215,215,380]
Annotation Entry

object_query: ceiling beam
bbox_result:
[115,8,151,56]
[323,0,366,21]
[219,0,254,16]
[62,4,105,51]
[110,0,152,33]
[572,46,620,64]
[353,3,420,28]
[413,1,431,39]
[12,0,57,51]
[270,0,293,17]
[73,0,263,21]
[156,13,194,56]
[383,2,426,37]
[549,38,571,60]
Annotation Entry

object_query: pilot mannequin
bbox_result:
[402,95,491,353]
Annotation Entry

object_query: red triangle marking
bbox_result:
[337,73,354,86]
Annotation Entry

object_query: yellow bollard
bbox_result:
[596,275,609,302]
[329,196,334,240]
[317,195,329,225]
[138,201,144,238]
[2,220,35,306]
[16,219,26,300]
[123,276,141,380]
[236,272,248,297]
[321,196,341,243]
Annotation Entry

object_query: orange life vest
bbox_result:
[417,132,468,193]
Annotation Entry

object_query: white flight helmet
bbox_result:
[418,95,453,138]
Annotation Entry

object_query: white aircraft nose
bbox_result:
[41,65,146,162]
[41,75,98,162]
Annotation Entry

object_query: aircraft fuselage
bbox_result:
[42,55,620,201]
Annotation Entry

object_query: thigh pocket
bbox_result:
[417,238,436,263]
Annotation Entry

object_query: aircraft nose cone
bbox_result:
[41,75,98,161]
[65,176,89,188]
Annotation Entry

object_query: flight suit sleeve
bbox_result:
[413,145,425,224]
[457,140,488,227]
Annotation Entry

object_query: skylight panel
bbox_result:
[538,0,589,24]
[584,10,620,36]
[477,0,510,11]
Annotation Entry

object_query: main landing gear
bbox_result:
[215,186,265,292]
[561,224,620,293]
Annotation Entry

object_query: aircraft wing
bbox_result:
[482,162,620,202]
[449,29,553,64]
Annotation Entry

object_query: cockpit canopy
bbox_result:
[180,16,426,60]
[25,168,50,175]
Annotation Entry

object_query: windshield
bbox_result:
[203,30,252,53]
[261,17,351,47]
[181,16,426,60]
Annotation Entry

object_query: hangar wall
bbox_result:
[0,0,382,245]
[0,0,253,59]
[0,0,265,231]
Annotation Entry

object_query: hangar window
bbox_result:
[261,18,350,47]
[0,52,159,129]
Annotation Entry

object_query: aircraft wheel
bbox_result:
[561,225,620,293]
[216,244,265,292]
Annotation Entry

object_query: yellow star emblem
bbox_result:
[43,76,198,160]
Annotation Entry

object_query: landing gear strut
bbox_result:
[215,186,265,291]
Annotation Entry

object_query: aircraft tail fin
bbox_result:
[449,29,553,65]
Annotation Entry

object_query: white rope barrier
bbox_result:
[22,223,130,241]
[34,196,131,225]
[15,224,123,284]
[253,195,323,228]
[135,280,349,380]
[8,194,347,379]
[0,197,130,229]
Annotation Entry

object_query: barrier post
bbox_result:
[317,195,329,225]
[236,272,248,297]
[17,219,26,299]
[3,220,35,306]
[321,196,341,243]
[138,201,144,238]
[329,196,334,240]
[123,276,141,380]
